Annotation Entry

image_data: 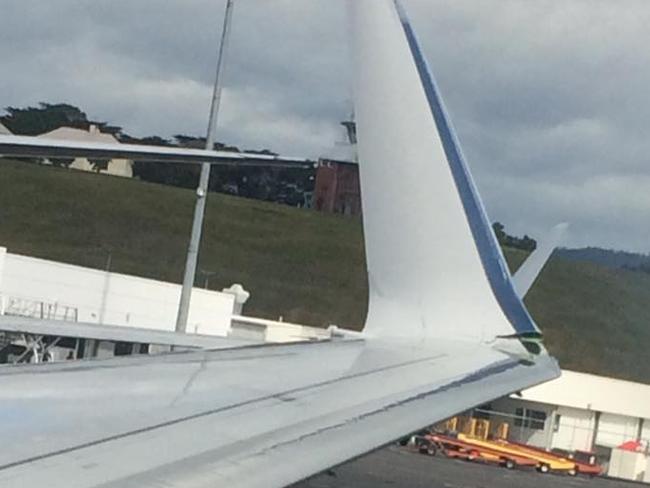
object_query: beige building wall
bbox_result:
[38,125,133,178]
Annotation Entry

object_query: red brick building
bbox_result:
[313,120,361,216]
[313,159,361,216]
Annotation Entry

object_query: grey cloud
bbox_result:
[0,0,350,155]
[406,0,650,251]
[1,0,650,251]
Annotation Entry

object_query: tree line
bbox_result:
[1,102,316,206]
[492,222,537,252]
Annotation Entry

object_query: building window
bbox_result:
[514,407,547,430]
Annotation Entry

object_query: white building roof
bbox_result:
[0,121,11,135]
[519,370,650,419]
[38,124,117,143]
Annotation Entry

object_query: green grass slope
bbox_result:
[1,160,649,383]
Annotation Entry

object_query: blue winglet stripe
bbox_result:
[394,0,539,336]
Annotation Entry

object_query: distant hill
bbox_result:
[557,247,650,270]
[1,159,649,384]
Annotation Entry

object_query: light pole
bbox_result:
[175,0,236,333]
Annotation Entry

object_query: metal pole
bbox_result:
[98,251,112,325]
[175,0,236,333]
[200,269,217,289]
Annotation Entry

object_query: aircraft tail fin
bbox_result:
[352,0,541,343]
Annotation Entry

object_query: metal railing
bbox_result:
[1,295,78,322]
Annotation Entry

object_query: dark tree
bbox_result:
[492,222,507,245]
[492,222,537,251]
[88,158,110,173]
[1,102,123,143]
[49,157,75,168]
[1,103,88,135]
[126,135,200,189]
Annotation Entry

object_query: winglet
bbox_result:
[353,0,542,342]
[512,223,569,298]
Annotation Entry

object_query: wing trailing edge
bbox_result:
[0,134,311,168]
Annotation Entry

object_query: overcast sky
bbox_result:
[2,1,650,252]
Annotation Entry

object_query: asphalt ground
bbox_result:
[294,446,639,488]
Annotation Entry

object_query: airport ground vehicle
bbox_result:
[412,435,438,456]
[423,415,604,476]
[425,433,579,475]
[428,433,538,469]
[510,443,603,476]
[572,450,604,476]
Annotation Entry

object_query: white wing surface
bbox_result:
[354,0,540,342]
[0,339,556,488]
[0,1,559,487]
[0,134,310,167]
[0,315,254,349]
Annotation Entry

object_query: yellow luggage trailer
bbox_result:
[457,434,576,475]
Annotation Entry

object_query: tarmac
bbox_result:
[294,446,640,488]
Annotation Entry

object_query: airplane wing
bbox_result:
[0,1,559,487]
[0,134,311,168]
[0,315,255,350]
[0,338,556,488]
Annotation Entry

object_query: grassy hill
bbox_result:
[1,159,649,383]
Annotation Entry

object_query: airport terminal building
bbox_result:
[492,371,650,452]
[469,370,650,481]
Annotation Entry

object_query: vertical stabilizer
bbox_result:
[352,0,540,342]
